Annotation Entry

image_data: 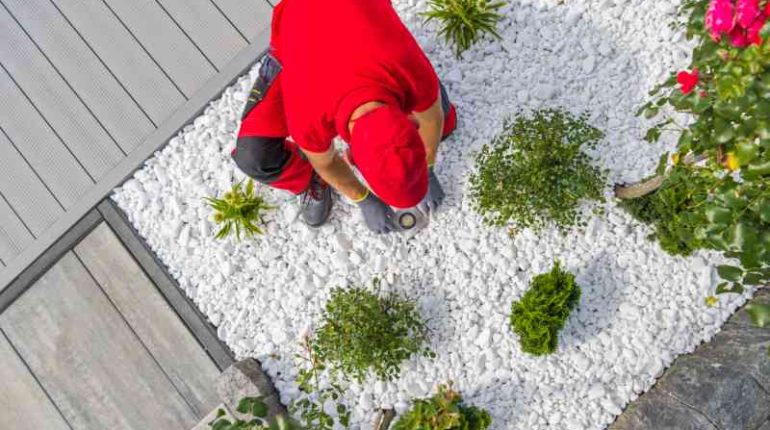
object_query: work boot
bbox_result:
[300,172,333,227]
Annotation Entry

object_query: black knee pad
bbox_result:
[232,136,290,184]
[439,81,451,116]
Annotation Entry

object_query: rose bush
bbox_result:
[633,0,770,306]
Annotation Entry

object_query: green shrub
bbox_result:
[422,0,505,58]
[205,179,273,241]
[392,383,492,430]
[620,164,717,256]
[470,109,607,234]
[291,337,350,430]
[208,397,298,430]
[510,262,581,356]
[313,281,433,382]
[636,0,770,293]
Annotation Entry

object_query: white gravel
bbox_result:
[112,0,754,428]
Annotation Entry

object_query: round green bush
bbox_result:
[510,262,581,356]
[312,283,432,382]
[470,109,607,234]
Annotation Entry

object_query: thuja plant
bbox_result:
[470,109,607,235]
[422,0,505,58]
[312,280,433,382]
[208,397,298,430]
[633,0,770,309]
[205,179,273,241]
[289,336,350,430]
[510,262,581,356]
[392,382,492,430]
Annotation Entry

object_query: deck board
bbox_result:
[0,65,93,208]
[211,0,274,42]
[0,331,71,430]
[51,0,186,123]
[101,0,217,97]
[2,0,156,154]
[0,252,200,429]
[0,197,33,267]
[75,223,220,417]
[0,0,272,294]
[0,130,62,235]
[156,0,249,69]
[0,3,124,179]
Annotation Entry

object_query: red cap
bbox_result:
[350,106,428,209]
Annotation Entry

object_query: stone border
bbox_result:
[612,289,770,430]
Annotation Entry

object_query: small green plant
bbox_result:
[290,336,350,430]
[510,262,581,356]
[422,0,505,58]
[470,109,607,234]
[620,164,718,256]
[746,303,770,327]
[205,179,273,241]
[208,397,298,430]
[312,280,433,382]
[392,382,492,430]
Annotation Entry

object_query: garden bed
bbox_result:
[112,0,756,428]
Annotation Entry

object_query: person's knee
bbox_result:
[232,136,289,184]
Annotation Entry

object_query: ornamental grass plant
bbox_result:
[470,109,607,235]
[205,179,273,241]
[392,382,492,430]
[510,262,581,356]
[422,0,505,58]
[312,281,433,382]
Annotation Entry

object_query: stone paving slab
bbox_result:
[612,289,770,430]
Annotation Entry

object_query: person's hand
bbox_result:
[357,191,396,234]
[417,167,445,215]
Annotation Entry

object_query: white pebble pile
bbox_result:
[113,0,754,428]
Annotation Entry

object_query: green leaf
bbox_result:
[759,200,770,223]
[645,127,663,143]
[644,106,660,119]
[742,272,765,285]
[746,304,770,327]
[704,205,732,225]
[693,96,711,113]
[714,117,735,144]
[744,159,770,178]
[717,265,744,282]
[735,141,759,165]
[716,282,745,294]
[715,282,731,294]
[755,100,770,117]
[253,402,268,418]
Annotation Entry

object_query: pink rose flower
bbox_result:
[736,0,761,28]
[729,27,751,46]
[677,68,700,94]
[747,13,768,44]
[706,0,736,40]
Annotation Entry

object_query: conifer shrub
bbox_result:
[312,281,433,382]
[470,109,607,235]
[510,262,581,356]
[392,383,492,430]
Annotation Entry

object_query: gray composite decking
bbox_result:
[0,0,273,291]
[0,221,222,429]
